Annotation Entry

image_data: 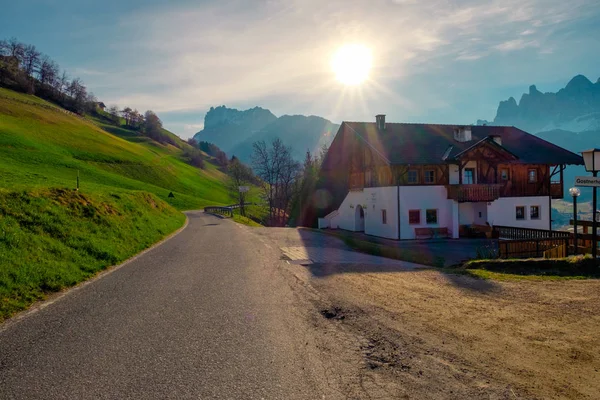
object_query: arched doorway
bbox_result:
[355,205,365,232]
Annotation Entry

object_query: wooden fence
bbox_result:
[543,244,567,259]
[493,225,571,240]
[498,237,571,259]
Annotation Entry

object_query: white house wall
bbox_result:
[363,187,399,239]
[328,187,548,240]
[329,190,365,231]
[330,187,399,239]
[399,186,458,239]
[487,196,549,230]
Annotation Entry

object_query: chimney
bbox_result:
[490,135,502,145]
[376,114,386,130]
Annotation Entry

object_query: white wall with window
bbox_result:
[399,186,458,239]
[363,187,399,239]
[487,196,549,229]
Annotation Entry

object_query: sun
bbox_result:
[331,44,372,85]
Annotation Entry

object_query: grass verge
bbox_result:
[0,187,185,322]
[460,255,600,281]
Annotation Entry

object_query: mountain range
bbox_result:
[478,75,600,206]
[192,74,598,226]
[478,75,600,133]
[193,106,338,163]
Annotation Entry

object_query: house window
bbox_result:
[424,170,435,184]
[382,209,387,224]
[500,168,509,181]
[407,170,419,184]
[530,205,540,220]
[408,210,421,225]
[528,169,538,183]
[516,206,526,220]
[464,168,475,184]
[426,209,438,224]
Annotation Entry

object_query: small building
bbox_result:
[96,102,106,110]
[318,115,583,240]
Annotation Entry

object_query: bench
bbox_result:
[415,227,450,239]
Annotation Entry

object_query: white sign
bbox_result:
[238,186,250,192]
[596,211,600,223]
[575,176,600,187]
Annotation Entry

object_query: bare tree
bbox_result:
[252,138,300,226]
[38,55,59,87]
[227,158,253,216]
[6,38,24,63]
[121,107,132,126]
[0,39,8,56]
[107,104,120,123]
[130,109,143,129]
[58,70,69,94]
[22,44,40,77]
[67,77,87,112]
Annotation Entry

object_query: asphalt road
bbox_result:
[0,212,331,399]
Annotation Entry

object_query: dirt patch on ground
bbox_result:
[265,228,599,399]
[301,266,600,399]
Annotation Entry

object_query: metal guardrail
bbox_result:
[204,206,233,217]
[203,203,254,218]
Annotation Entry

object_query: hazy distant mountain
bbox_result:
[193,106,338,163]
[477,75,600,220]
[478,75,600,133]
[193,106,277,153]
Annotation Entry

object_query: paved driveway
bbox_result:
[280,246,424,268]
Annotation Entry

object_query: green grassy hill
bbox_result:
[0,88,233,320]
[0,88,231,210]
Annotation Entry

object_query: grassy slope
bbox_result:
[0,88,231,210]
[0,88,233,320]
[0,188,185,318]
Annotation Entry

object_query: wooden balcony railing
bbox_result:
[446,184,504,202]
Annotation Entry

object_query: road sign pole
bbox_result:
[594,171,598,259]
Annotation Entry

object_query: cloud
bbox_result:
[76,0,599,132]
[72,68,107,77]
[494,39,540,51]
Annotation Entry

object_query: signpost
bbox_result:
[574,176,600,187]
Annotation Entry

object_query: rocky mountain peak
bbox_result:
[565,74,594,92]
[487,74,600,133]
[529,85,541,95]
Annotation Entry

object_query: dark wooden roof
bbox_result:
[342,122,583,165]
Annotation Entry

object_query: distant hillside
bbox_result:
[193,106,338,163]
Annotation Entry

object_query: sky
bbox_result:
[1,0,599,138]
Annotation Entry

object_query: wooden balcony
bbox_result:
[446,184,504,202]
